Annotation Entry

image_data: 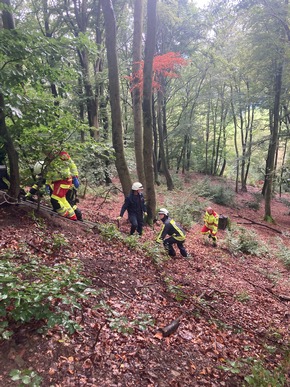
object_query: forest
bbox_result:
[0,0,290,386]
[1,0,290,220]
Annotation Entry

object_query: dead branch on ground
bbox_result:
[234,215,282,234]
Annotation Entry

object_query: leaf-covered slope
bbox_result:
[0,180,289,386]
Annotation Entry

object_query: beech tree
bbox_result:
[0,0,20,199]
[101,0,131,196]
[132,0,145,185]
[143,0,157,221]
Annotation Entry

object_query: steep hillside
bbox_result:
[0,177,289,386]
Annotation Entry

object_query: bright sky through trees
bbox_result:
[192,0,210,8]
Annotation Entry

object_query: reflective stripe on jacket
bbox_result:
[156,218,186,242]
[204,211,219,233]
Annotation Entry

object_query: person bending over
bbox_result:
[156,208,188,258]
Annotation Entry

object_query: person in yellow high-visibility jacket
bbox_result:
[45,151,79,221]
[201,207,219,247]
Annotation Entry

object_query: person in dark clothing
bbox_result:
[117,182,147,236]
[65,185,83,221]
[156,208,188,258]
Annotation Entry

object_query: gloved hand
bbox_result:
[156,238,162,244]
[117,216,122,220]
[144,212,147,217]
[72,176,80,189]
[45,185,51,195]
[25,192,35,202]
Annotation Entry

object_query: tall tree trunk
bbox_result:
[157,89,174,190]
[152,95,160,184]
[77,48,98,139]
[64,0,99,139]
[231,86,239,193]
[279,137,288,197]
[264,64,283,222]
[94,0,103,140]
[0,0,20,199]
[243,100,255,191]
[1,0,14,29]
[142,0,157,222]
[101,0,131,196]
[132,0,146,185]
[205,100,210,174]
[78,76,86,142]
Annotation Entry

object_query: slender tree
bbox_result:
[157,85,174,190]
[101,0,132,196]
[264,62,283,221]
[0,0,20,199]
[132,0,146,185]
[143,0,157,221]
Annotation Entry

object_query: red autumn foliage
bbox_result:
[126,51,188,92]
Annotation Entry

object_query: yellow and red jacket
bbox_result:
[46,151,78,184]
[204,210,219,234]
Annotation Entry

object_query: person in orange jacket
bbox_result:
[201,206,219,247]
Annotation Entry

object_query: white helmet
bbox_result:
[132,182,143,190]
[158,208,169,216]
[33,161,45,175]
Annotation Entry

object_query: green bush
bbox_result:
[10,369,42,387]
[192,177,235,207]
[244,360,286,386]
[0,256,96,339]
[191,177,212,197]
[247,193,263,211]
[234,291,251,303]
[211,184,235,206]
[275,238,290,269]
[96,300,155,334]
[247,201,260,210]
[161,196,204,229]
[225,226,268,256]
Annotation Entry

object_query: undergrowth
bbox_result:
[220,358,287,387]
[224,226,269,257]
[0,254,96,339]
[274,237,290,269]
[192,177,236,207]
[161,199,204,229]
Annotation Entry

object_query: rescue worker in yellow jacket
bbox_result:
[156,208,188,258]
[201,206,219,247]
[25,159,82,221]
[45,151,79,221]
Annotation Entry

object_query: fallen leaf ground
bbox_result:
[0,174,289,386]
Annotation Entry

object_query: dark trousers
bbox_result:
[163,237,187,257]
[129,214,143,235]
